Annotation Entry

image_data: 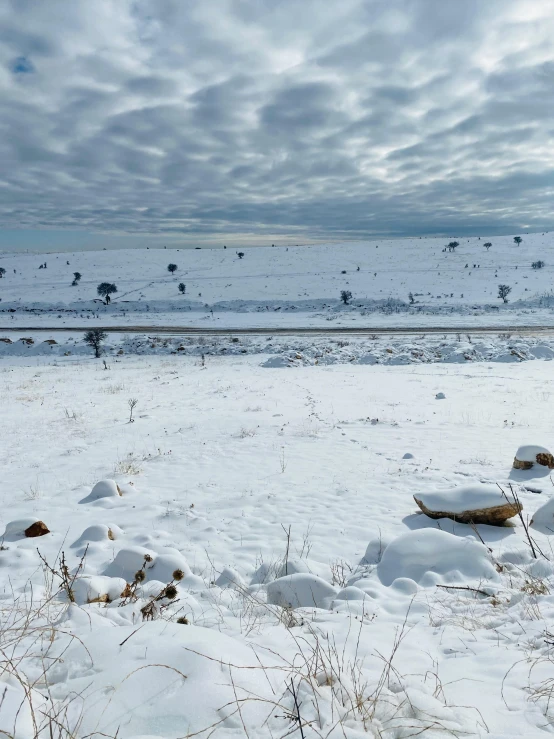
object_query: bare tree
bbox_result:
[128,398,138,423]
[84,329,108,358]
[498,284,512,303]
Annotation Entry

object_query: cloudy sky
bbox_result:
[1,0,553,249]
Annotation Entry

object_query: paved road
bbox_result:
[2,325,554,336]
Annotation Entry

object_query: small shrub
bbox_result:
[178,282,186,294]
[0,267,6,278]
[532,260,545,269]
[498,284,512,303]
[237,251,245,259]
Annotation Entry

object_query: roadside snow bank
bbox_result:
[2,331,554,367]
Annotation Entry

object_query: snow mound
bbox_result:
[103,546,190,583]
[515,444,552,462]
[530,497,554,533]
[513,444,554,469]
[334,586,370,601]
[362,533,394,564]
[80,479,122,503]
[267,573,337,609]
[3,517,43,541]
[415,483,509,514]
[377,529,498,587]
[215,567,245,590]
[73,576,127,604]
[71,524,121,548]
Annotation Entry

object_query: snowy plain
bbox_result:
[1,236,554,738]
[1,232,554,331]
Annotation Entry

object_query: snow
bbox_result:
[267,573,338,608]
[1,232,554,328]
[3,237,554,736]
[377,529,499,586]
[530,497,554,532]
[414,483,509,514]
[514,444,552,462]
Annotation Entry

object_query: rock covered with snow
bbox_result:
[414,483,522,525]
[103,546,191,584]
[72,576,127,604]
[267,573,337,609]
[513,445,554,470]
[531,497,554,533]
[3,517,49,541]
[435,392,446,399]
[377,529,499,586]
[80,479,122,504]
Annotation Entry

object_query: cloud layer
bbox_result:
[1,0,553,241]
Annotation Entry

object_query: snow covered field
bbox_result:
[2,352,554,737]
[1,233,553,330]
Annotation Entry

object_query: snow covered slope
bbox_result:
[0,233,553,318]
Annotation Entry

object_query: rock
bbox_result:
[402,452,414,459]
[435,392,446,399]
[0,338,12,344]
[414,483,522,525]
[19,337,34,345]
[513,445,554,470]
[43,339,57,345]
[24,521,50,537]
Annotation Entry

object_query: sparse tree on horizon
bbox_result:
[447,241,459,252]
[484,242,492,250]
[237,252,245,259]
[340,290,352,305]
[514,236,522,246]
[167,263,178,274]
[72,271,82,286]
[178,282,186,294]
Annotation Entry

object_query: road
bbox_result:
[2,325,554,336]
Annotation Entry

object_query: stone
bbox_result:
[414,483,522,526]
[513,445,554,470]
[24,521,50,537]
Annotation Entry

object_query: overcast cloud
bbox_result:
[1,0,553,243]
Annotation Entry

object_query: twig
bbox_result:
[436,584,490,597]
